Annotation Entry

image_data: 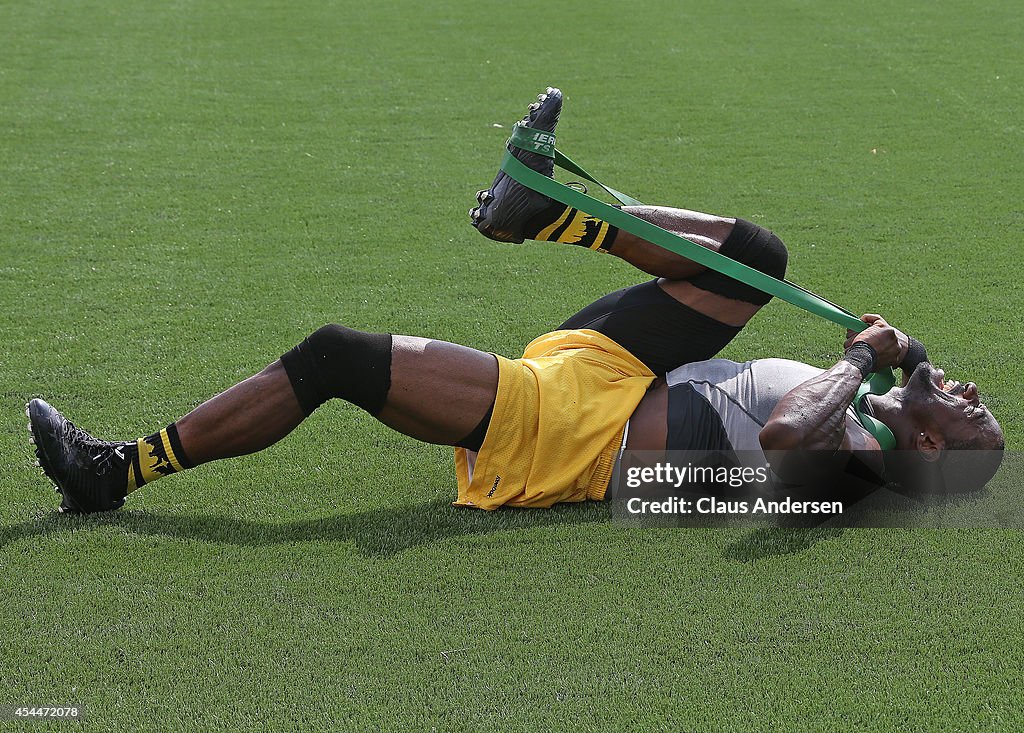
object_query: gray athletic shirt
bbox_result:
[654,358,883,496]
[664,358,846,458]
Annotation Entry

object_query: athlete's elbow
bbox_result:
[759,420,802,451]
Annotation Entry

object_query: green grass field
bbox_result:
[3,0,1023,729]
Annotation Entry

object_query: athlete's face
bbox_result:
[902,362,1003,449]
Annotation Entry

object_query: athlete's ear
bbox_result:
[914,430,944,463]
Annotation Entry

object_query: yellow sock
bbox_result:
[126,425,191,493]
[527,204,618,252]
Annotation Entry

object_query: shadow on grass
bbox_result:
[4,502,848,562]
[721,527,846,561]
[0,499,612,557]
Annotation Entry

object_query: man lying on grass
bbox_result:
[27,87,1004,514]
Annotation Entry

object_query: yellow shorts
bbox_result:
[454,329,656,510]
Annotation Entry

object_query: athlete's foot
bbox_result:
[469,87,562,243]
[27,398,130,514]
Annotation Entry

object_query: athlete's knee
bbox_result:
[733,220,788,280]
[279,324,393,416]
[689,219,788,306]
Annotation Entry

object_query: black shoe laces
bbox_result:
[60,420,124,476]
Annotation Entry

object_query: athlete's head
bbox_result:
[884,362,1004,492]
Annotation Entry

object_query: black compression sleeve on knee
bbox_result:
[280,325,393,416]
[688,218,789,305]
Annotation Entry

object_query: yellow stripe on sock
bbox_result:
[159,428,184,473]
[555,210,589,244]
[535,206,574,241]
[138,437,162,484]
[589,221,611,251]
[126,461,141,493]
[137,432,179,485]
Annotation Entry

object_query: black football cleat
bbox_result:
[470,86,563,243]
[27,398,130,514]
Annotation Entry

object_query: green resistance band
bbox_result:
[854,378,896,450]
[503,124,897,450]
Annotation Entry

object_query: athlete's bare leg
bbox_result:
[603,206,764,327]
[176,338,498,465]
[607,206,735,280]
[30,328,502,513]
